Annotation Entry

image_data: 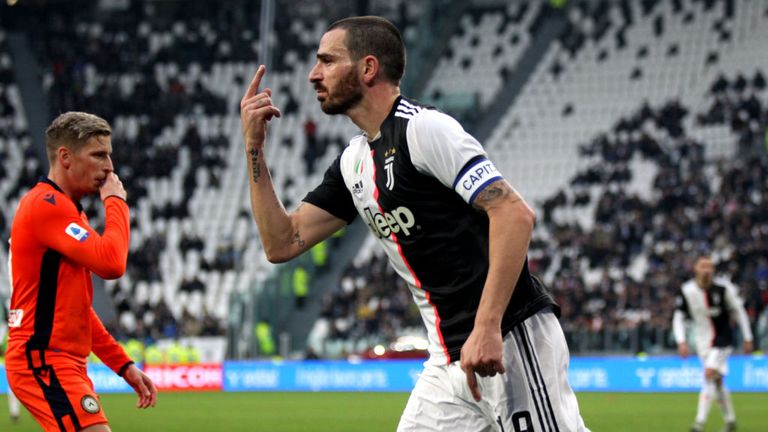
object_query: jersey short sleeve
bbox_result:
[406,109,503,205]
[303,153,358,224]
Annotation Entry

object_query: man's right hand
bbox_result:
[677,342,689,358]
[122,363,157,409]
[240,65,282,151]
[100,173,127,201]
[743,340,754,354]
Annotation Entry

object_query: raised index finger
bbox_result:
[245,65,266,98]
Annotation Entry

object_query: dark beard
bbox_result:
[319,68,363,115]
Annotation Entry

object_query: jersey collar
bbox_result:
[366,95,404,144]
[364,131,382,142]
[38,176,84,213]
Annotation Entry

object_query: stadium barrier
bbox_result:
[144,364,224,391]
[1,356,766,394]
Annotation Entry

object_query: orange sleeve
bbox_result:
[31,195,130,280]
[90,308,133,374]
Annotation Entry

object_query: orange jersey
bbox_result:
[6,178,132,374]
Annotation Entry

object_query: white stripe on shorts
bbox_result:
[515,324,560,432]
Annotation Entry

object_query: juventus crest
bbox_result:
[384,147,396,190]
[384,156,395,190]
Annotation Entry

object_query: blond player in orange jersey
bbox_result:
[6,112,156,431]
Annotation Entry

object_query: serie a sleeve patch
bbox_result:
[453,158,504,204]
[65,222,90,242]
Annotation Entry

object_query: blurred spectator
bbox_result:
[200,308,223,336]
[180,277,205,294]
[179,230,205,254]
[303,118,319,175]
[180,308,203,337]
[153,300,178,340]
[293,266,309,309]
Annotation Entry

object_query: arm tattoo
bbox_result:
[249,147,261,183]
[472,180,518,212]
[290,231,306,248]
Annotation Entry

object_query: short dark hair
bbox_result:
[327,16,406,84]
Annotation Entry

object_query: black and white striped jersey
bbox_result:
[672,278,753,352]
[304,96,557,365]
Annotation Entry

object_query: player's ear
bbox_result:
[57,146,72,169]
[361,55,378,86]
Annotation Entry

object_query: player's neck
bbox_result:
[48,168,84,202]
[696,278,712,290]
[347,85,400,139]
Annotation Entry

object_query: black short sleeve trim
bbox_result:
[302,154,358,224]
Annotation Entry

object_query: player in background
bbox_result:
[2,301,21,423]
[240,16,588,431]
[673,256,753,432]
[6,112,157,431]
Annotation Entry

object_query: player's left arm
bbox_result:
[461,180,535,401]
[407,110,534,401]
[724,282,753,353]
[470,180,534,330]
[32,191,129,280]
[89,308,157,408]
[672,290,691,357]
[89,308,132,373]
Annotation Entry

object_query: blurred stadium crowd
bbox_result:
[0,0,766,360]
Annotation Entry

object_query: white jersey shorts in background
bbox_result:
[700,347,732,376]
[398,309,589,432]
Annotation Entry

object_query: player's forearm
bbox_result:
[733,305,753,342]
[475,201,535,329]
[672,310,687,344]
[90,309,132,373]
[92,197,130,279]
[725,287,754,342]
[245,145,301,262]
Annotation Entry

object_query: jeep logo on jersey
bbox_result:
[363,206,415,238]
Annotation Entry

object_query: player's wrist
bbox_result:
[118,361,135,377]
[473,316,502,331]
[244,139,265,152]
[102,194,127,203]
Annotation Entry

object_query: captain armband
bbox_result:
[453,158,504,204]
